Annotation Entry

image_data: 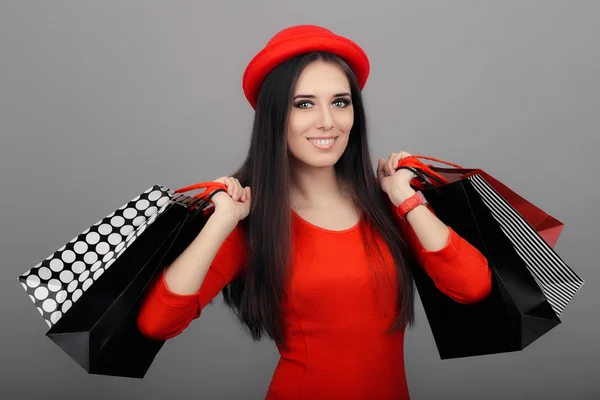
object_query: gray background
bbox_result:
[1,1,597,399]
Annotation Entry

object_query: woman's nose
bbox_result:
[316,107,334,130]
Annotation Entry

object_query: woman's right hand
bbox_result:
[209,176,252,224]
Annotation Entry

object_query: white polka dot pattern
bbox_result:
[17,185,205,328]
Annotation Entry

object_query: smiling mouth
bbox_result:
[307,136,338,149]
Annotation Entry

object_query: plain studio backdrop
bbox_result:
[0,1,598,399]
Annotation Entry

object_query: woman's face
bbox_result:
[286,60,354,169]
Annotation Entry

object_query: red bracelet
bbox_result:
[397,191,428,220]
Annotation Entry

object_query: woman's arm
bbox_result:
[387,190,492,304]
[136,212,248,340]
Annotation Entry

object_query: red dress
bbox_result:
[137,199,492,399]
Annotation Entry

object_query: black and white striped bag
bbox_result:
[468,174,584,316]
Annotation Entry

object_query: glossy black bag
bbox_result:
[18,182,226,377]
[398,157,584,359]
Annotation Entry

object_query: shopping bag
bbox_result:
[17,181,227,378]
[396,156,584,359]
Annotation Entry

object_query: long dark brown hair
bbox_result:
[222,51,416,347]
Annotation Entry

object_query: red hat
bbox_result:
[242,24,370,109]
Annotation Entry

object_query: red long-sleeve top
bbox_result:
[137,198,491,399]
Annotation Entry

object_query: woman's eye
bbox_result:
[294,101,312,109]
[294,99,351,109]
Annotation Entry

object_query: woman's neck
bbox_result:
[289,165,347,209]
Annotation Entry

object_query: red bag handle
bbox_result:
[411,155,464,169]
[174,181,229,214]
[396,156,451,189]
[175,181,228,200]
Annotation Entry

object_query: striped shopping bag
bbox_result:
[397,156,584,359]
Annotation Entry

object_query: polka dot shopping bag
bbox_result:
[17,181,227,378]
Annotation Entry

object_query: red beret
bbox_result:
[242,25,370,109]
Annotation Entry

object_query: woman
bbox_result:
[137,24,492,399]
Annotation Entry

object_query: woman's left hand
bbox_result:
[377,150,417,206]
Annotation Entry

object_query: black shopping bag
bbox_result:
[399,163,584,359]
[17,182,226,377]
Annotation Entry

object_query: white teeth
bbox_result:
[311,139,334,145]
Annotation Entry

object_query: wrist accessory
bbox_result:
[397,191,428,220]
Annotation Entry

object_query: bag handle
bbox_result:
[396,156,451,188]
[175,181,228,202]
[411,155,464,169]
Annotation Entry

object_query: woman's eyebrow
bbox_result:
[293,92,351,100]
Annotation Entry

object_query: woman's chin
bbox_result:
[299,156,342,169]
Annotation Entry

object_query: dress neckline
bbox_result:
[291,208,362,234]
